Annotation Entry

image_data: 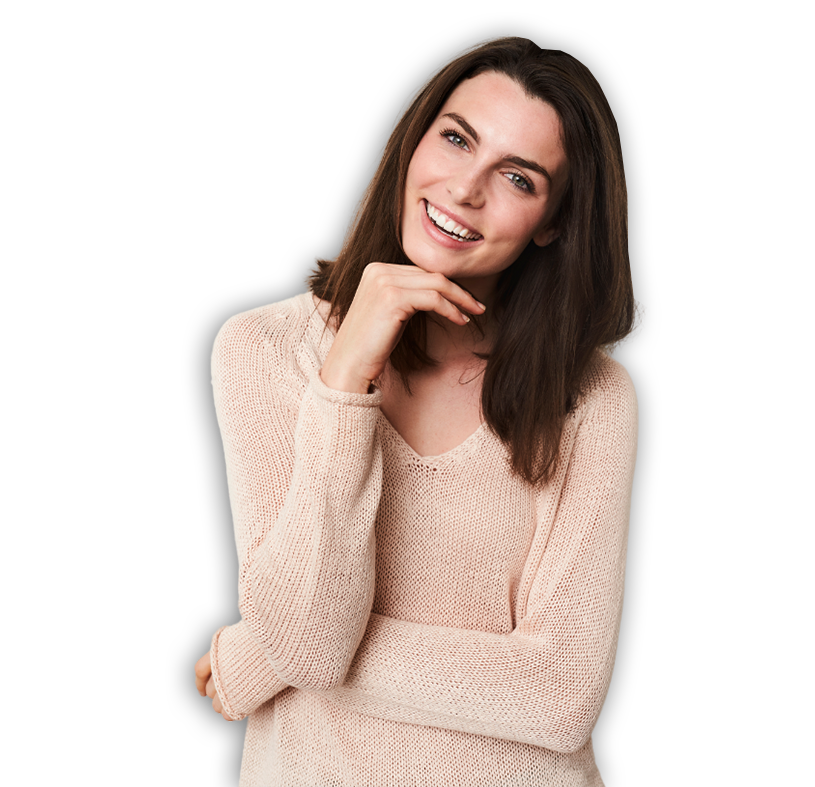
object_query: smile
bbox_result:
[425,201,482,242]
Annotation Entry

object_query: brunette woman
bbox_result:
[195,37,637,787]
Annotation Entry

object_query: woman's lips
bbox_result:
[424,201,482,240]
[421,200,484,247]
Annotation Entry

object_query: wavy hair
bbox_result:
[309,37,635,484]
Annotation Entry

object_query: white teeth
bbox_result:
[425,202,481,240]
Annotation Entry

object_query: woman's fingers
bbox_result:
[194,652,212,696]
[196,651,228,718]
[205,676,225,716]
[383,286,470,325]
[364,263,484,319]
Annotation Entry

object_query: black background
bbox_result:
[167,28,667,785]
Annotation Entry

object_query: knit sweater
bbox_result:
[208,292,638,787]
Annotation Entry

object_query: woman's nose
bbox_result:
[446,163,486,208]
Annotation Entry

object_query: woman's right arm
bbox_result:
[206,302,385,718]
[206,270,483,718]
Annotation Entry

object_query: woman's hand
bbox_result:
[319,263,485,394]
[195,651,227,717]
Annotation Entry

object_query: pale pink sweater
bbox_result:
[208,292,637,787]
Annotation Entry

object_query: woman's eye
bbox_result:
[441,129,468,150]
[505,172,532,192]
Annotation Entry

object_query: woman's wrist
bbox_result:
[319,357,373,395]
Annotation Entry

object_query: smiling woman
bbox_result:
[195,37,637,787]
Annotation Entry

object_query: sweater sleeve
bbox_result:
[208,304,384,717]
[317,364,637,753]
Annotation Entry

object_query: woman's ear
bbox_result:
[532,222,559,248]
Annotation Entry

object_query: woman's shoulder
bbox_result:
[212,291,329,385]
[576,349,638,435]
[214,292,314,347]
[583,349,636,399]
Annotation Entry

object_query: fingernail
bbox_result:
[476,301,486,311]
[462,313,470,323]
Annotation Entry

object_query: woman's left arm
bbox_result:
[318,364,638,754]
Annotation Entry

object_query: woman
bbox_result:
[195,37,637,787]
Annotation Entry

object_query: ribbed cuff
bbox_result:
[310,368,384,407]
[210,621,288,721]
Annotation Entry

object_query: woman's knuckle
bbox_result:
[382,285,400,305]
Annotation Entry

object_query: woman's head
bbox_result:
[400,69,570,302]
[315,37,630,328]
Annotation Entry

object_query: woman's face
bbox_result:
[401,71,569,299]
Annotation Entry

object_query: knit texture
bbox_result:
[209,293,638,787]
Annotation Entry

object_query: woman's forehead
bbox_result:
[435,72,568,183]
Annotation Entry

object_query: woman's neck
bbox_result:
[424,312,494,366]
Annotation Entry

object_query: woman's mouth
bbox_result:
[424,201,482,242]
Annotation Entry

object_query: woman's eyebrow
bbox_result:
[442,112,480,144]
[441,112,552,185]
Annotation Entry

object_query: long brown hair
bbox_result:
[310,37,635,484]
